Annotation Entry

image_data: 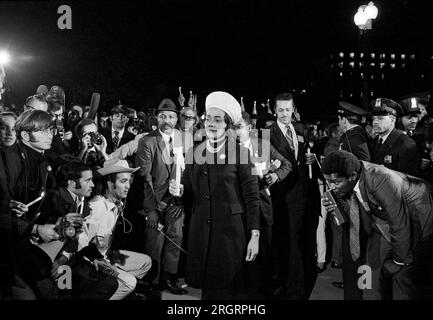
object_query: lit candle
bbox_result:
[173,147,183,196]
[26,191,46,207]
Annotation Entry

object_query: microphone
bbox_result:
[86,92,101,120]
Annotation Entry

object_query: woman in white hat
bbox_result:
[170,91,261,300]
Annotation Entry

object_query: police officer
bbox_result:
[369,98,418,176]
[398,93,431,179]
[337,101,371,161]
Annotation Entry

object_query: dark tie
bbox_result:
[113,131,120,150]
[348,193,360,261]
[169,137,174,158]
[285,125,294,151]
[408,131,413,137]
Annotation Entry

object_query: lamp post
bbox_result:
[354,2,378,110]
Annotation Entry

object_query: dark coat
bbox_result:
[101,126,135,155]
[370,128,418,176]
[0,155,13,297]
[340,125,371,161]
[249,138,292,227]
[357,161,433,264]
[182,139,260,297]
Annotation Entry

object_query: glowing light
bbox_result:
[0,51,10,65]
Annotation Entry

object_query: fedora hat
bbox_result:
[157,98,179,114]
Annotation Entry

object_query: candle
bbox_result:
[307,147,312,179]
[173,147,183,196]
[26,191,46,207]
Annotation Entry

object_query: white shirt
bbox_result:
[112,126,125,143]
[159,130,175,144]
[277,119,299,159]
[378,129,392,144]
[78,196,123,258]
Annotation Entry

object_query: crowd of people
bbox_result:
[0,84,432,300]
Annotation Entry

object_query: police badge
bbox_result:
[384,155,392,164]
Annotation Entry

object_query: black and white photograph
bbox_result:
[0,0,433,309]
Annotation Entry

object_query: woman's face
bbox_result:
[205,108,227,140]
[0,115,17,147]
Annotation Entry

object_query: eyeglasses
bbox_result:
[181,115,196,121]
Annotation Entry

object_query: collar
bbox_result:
[378,128,393,143]
[66,188,80,204]
[159,130,174,143]
[112,126,125,138]
[21,140,45,158]
[277,119,293,133]
[104,194,123,215]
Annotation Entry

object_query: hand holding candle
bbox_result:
[26,191,46,208]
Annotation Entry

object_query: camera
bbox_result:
[88,131,103,145]
[127,117,147,134]
[55,218,81,240]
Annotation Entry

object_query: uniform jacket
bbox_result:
[370,128,418,176]
[182,139,260,292]
[357,161,433,264]
[340,125,371,161]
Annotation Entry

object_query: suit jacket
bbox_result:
[135,129,182,212]
[249,138,292,227]
[340,125,371,161]
[370,128,418,176]
[101,126,135,155]
[268,121,313,200]
[357,161,433,264]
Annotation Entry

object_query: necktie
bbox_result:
[348,193,360,261]
[168,137,174,158]
[408,131,413,137]
[285,125,295,151]
[113,131,120,150]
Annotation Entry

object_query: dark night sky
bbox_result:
[0,0,432,114]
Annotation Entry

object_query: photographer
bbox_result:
[75,118,109,168]
[40,161,119,300]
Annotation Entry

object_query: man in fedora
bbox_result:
[78,159,152,300]
[135,98,187,295]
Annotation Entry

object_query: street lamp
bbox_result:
[354,2,378,30]
[354,2,378,110]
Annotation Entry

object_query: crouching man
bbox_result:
[79,159,152,299]
[322,150,433,299]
